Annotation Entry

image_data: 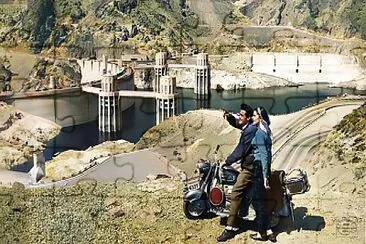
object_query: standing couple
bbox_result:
[217,104,276,242]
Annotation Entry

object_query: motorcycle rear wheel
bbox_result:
[183,199,206,219]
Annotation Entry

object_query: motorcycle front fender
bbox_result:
[183,189,207,203]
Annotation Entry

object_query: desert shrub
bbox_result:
[344,1,366,38]
[354,166,366,180]
[359,8,366,39]
[303,16,317,31]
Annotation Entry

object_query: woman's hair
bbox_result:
[255,106,271,135]
[256,106,270,126]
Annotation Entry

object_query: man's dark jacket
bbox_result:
[225,122,257,167]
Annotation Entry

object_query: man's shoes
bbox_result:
[249,233,268,241]
[217,229,237,242]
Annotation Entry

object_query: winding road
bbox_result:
[271,98,364,170]
[29,150,180,189]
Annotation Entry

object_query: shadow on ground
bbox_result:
[275,207,325,234]
[218,206,325,237]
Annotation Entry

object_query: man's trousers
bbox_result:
[226,168,253,227]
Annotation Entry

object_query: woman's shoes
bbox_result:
[249,233,268,241]
[249,233,277,242]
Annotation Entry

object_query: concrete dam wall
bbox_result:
[249,53,363,84]
[10,91,99,127]
[8,59,134,127]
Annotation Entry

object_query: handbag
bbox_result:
[284,169,311,195]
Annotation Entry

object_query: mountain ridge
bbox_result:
[1,0,366,58]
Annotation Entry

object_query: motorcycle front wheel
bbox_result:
[183,199,206,219]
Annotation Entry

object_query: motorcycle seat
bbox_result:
[222,165,239,173]
[221,166,239,185]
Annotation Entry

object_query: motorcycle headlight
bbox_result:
[197,161,210,175]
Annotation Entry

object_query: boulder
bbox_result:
[0,57,13,92]
[0,57,12,81]
[54,25,69,46]
[115,0,138,14]
[108,206,125,218]
[104,197,125,218]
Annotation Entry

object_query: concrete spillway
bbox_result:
[248,52,363,84]
[77,58,122,84]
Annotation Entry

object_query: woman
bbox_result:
[249,106,275,242]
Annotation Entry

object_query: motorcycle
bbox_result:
[183,145,310,224]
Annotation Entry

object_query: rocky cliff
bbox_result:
[0,0,203,57]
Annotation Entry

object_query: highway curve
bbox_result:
[272,101,363,170]
[30,150,180,189]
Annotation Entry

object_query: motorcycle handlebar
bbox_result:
[214,145,220,154]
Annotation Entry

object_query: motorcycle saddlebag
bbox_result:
[284,169,310,195]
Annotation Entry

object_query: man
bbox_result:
[217,104,257,242]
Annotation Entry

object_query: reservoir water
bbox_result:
[11,84,365,172]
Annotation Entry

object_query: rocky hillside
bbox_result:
[0,102,60,169]
[2,0,366,58]
[45,140,135,181]
[0,0,204,57]
[188,0,366,40]
[233,0,366,39]
[306,102,366,184]
[18,58,82,92]
[135,110,241,178]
